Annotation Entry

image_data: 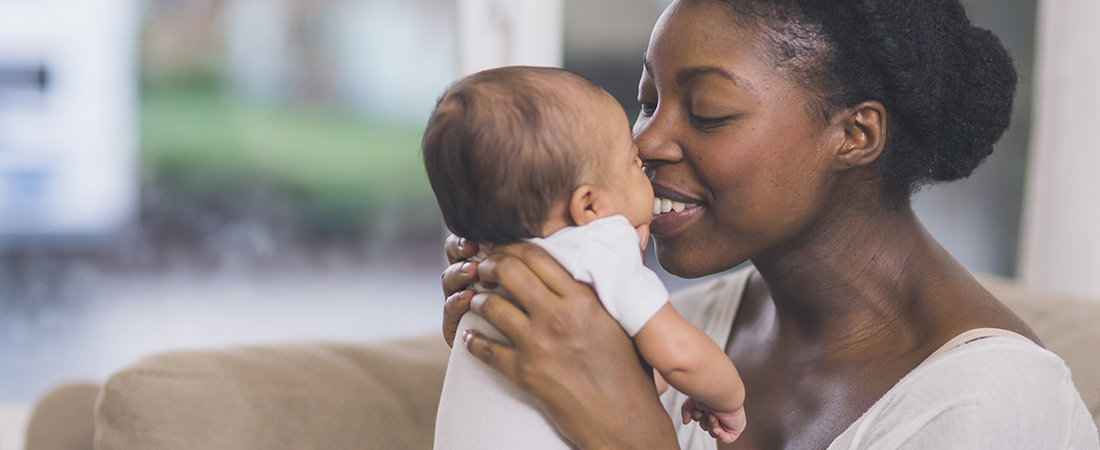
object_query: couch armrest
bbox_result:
[94,334,450,450]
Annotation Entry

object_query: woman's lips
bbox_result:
[650,196,702,235]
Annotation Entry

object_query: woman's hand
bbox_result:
[441,235,479,347]
[460,242,678,449]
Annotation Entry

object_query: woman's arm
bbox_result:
[446,240,679,449]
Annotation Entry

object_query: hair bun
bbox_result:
[705,0,1018,200]
[929,25,1017,182]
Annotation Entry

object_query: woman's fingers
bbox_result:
[442,290,473,347]
[462,329,518,383]
[470,292,530,345]
[442,261,478,298]
[441,234,479,347]
[477,252,562,314]
[445,235,479,265]
[486,242,580,297]
[453,241,677,448]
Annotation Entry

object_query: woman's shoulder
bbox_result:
[829,337,1099,449]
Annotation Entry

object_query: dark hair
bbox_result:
[697,0,1017,202]
[422,66,603,243]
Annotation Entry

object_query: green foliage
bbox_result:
[140,87,434,210]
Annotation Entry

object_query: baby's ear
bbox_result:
[568,185,601,226]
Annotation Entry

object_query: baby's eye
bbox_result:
[639,102,656,116]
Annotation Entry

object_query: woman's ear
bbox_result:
[568,185,601,226]
[834,100,887,170]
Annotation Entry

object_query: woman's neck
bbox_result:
[749,201,964,355]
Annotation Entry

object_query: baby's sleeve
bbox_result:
[540,218,668,337]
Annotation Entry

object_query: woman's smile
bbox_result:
[650,202,703,236]
[649,183,705,236]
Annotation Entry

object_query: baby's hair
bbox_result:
[423,66,605,243]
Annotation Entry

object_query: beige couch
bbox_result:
[25,275,1100,450]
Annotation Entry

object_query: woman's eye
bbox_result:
[691,114,733,128]
[639,102,657,116]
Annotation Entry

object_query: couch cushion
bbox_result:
[979,275,1100,429]
[25,381,99,450]
[95,334,450,450]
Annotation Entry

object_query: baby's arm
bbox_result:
[634,303,746,443]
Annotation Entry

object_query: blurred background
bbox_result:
[1,0,1089,447]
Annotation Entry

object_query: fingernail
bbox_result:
[458,237,468,249]
[462,329,472,344]
[460,261,472,275]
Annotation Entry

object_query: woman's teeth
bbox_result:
[653,198,696,214]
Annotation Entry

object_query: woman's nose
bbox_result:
[634,110,680,164]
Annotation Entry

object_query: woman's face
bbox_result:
[636,0,845,278]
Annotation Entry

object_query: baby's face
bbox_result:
[587,93,655,230]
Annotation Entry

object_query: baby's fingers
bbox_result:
[703,415,723,440]
[701,415,737,444]
[680,398,697,425]
[697,413,715,434]
[714,428,737,445]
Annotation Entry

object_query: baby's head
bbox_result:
[423,66,653,243]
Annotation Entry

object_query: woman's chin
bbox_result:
[654,241,716,279]
[654,238,748,279]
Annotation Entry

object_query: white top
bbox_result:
[526,215,668,336]
[434,215,669,450]
[661,267,1100,450]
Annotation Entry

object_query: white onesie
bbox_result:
[433,215,668,449]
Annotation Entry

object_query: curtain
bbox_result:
[1019,0,1100,298]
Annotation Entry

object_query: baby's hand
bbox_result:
[681,398,746,445]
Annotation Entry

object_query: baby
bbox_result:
[422,66,746,448]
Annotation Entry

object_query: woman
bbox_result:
[439,0,1098,448]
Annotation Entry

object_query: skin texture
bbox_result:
[441,1,1039,449]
